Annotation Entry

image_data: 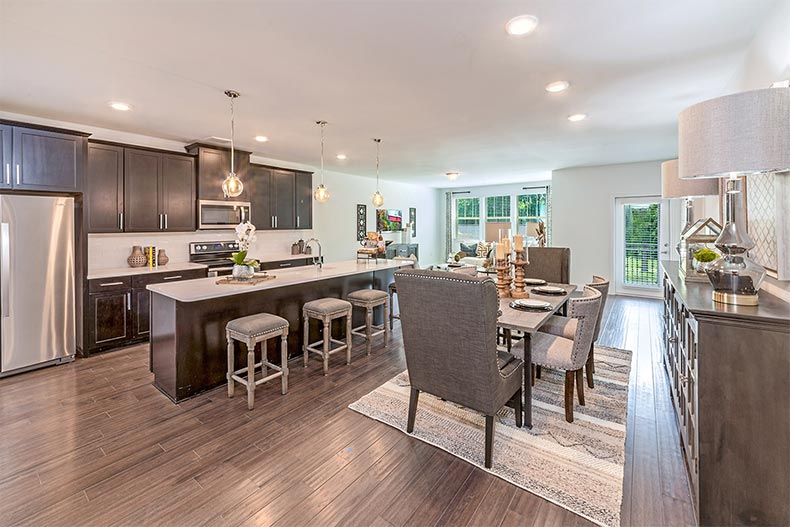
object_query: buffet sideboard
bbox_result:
[661,261,790,526]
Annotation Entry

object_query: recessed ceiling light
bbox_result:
[446,172,460,181]
[567,113,587,122]
[505,15,539,36]
[336,153,347,160]
[109,101,131,111]
[545,81,570,93]
[255,135,269,142]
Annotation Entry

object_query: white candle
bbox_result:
[514,235,523,252]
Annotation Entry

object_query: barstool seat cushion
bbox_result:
[303,298,352,316]
[348,289,388,303]
[227,313,289,338]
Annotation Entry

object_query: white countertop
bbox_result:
[147,259,412,302]
[87,262,208,280]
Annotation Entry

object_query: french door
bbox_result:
[614,196,669,297]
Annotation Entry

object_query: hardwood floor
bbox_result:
[0,295,695,526]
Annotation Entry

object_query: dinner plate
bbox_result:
[533,285,566,295]
[523,278,547,285]
[511,299,551,310]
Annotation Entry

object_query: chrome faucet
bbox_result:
[305,238,322,269]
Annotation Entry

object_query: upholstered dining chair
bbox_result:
[539,276,610,388]
[524,247,571,284]
[514,285,601,423]
[394,269,524,468]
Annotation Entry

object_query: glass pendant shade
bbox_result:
[314,183,330,202]
[222,172,243,198]
[372,190,384,207]
[222,90,244,199]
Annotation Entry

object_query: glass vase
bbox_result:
[232,264,255,281]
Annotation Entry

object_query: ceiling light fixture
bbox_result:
[446,172,460,181]
[545,80,570,93]
[505,15,539,36]
[372,138,384,208]
[336,153,347,160]
[567,113,587,122]
[255,135,269,142]
[221,90,244,198]
[313,121,330,203]
[109,101,131,111]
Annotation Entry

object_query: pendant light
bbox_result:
[371,138,384,207]
[314,120,330,202]
[221,90,244,198]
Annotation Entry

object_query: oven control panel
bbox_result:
[189,241,239,255]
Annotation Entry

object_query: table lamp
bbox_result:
[679,87,790,306]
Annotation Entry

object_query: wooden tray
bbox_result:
[215,275,276,286]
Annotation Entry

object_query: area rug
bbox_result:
[348,345,632,527]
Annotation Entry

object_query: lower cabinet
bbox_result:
[85,268,207,355]
[259,257,315,271]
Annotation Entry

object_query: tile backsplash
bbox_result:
[89,229,314,271]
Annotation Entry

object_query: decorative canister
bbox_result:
[157,249,169,266]
[232,264,256,281]
[297,238,305,253]
[127,246,147,268]
[291,242,300,255]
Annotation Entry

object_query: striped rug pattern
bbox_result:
[349,345,633,527]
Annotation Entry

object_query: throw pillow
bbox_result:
[459,242,477,256]
[476,241,489,258]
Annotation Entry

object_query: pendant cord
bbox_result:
[374,138,381,191]
[230,96,235,175]
[320,122,325,185]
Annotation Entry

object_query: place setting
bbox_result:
[531,284,568,296]
[509,298,553,311]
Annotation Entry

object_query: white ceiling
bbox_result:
[0,0,779,187]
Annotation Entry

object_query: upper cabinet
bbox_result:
[185,143,251,201]
[0,121,88,193]
[86,141,196,233]
[248,164,312,231]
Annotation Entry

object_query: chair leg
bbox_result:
[389,289,395,329]
[247,345,255,410]
[280,333,288,395]
[536,365,541,379]
[346,312,352,365]
[227,336,235,398]
[514,388,523,428]
[365,307,372,355]
[575,368,585,406]
[484,415,495,468]
[564,370,575,422]
[407,388,420,433]
[530,363,536,387]
[322,319,330,375]
[383,302,389,347]
[586,343,595,388]
[303,315,309,368]
[261,341,268,379]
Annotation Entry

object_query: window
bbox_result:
[454,197,480,239]
[623,203,660,286]
[516,189,549,244]
[485,195,511,242]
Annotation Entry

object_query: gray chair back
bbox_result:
[525,247,570,284]
[394,269,504,415]
[586,275,610,342]
[566,285,603,370]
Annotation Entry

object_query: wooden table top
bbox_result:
[497,283,577,333]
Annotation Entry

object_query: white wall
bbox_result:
[551,161,664,286]
[735,0,790,90]
[1,111,443,270]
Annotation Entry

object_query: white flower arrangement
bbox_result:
[230,221,259,268]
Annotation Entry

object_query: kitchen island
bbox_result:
[147,259,412,402]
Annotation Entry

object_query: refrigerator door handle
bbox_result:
[1,222,9,317]
[4,164,9,185]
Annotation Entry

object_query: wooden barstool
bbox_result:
[347,289,389,355]
[303,298,353,375]
[226,313,289,410]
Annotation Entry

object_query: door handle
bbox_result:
[162,275,182,280]
[127,292,131,311]
[1,223,9,317]
[119,212,124,231]
[279,263,292,267]
[159,214,163,230]
[15,164,20,186]
[4,164,9,185]
[297,216,300,228]
[271,216,274,229]
[275,216,278,228]
[164,214,168,230]
[99,281,125,287]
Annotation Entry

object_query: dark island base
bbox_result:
[151,268,397,402]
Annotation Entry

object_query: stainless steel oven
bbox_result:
[198,200,251,230]
[189,240,240,277]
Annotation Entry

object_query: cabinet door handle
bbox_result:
[4,164,9,185]
[119,212,124,230]
[279,263,292,267]
[159,214,163,230]
[127,292,131,311]
[162,275,182,280]
[274,216,278,228]
[297,216,300,228]
[15,164,20,185]
[164,214,168,230]
[100,281,125,287]
[271,216,274,228]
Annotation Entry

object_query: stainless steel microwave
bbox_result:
[198,200,251,230]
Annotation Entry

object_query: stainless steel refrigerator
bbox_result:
[0,194,75,376]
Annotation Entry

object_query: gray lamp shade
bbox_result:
[661,159,718,198]
[678,87,790,179]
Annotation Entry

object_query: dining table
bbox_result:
[497,283,578,428]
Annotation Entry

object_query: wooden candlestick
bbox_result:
[495,258,512,298]
[511,250,530,299]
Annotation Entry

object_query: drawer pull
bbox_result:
[99,281,125,287]
[279,263,292,267]
[162,275,183,280]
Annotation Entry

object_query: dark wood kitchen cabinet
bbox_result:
[295,171,313,229]
[249,164,272,229]
[0,120,88,192]
[159,153,196,231]
[124,148,161,231]
[248,164,312,230]
[185,143,251,201]
[86,143,124,232]
[271,169,296,230]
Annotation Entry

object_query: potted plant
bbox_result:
[692,247,718,272]
[230,222,260,281]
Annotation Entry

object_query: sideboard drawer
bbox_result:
[89,276,132,293]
